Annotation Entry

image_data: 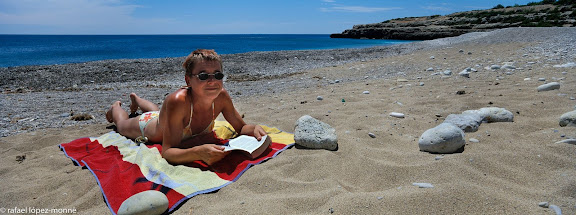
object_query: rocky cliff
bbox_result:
[331,3,576,40]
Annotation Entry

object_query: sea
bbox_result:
[0,34,414,68]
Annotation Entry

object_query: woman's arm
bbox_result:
[220,89,267,140]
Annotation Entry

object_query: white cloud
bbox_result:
[0,0,141,25]
[321,5,401,13]
[0,0,180,33]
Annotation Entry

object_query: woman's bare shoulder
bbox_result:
[215,88,233,103]
[164,88,190,109]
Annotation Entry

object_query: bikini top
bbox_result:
[181,87,215,140]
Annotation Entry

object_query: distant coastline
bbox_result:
[331,1,576,40]
[0,34,414,68]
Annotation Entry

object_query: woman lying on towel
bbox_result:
[105,49,267,165]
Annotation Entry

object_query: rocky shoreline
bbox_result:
[1,27,575,137]
[331,3,576,40]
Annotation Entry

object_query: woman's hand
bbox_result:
[196,144,230,165]
[253,125,267,141]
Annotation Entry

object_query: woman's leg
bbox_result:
[106,101,141,139]
[130,93,160,114]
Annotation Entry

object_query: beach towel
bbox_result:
[59,121,294,214]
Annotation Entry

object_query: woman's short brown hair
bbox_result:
[182,49,222,77]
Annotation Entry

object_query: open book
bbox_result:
[223,135,271,159]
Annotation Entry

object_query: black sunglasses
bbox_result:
[194,72,224,81]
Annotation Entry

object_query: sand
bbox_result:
[1,28,575,214]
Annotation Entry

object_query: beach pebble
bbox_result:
[469,138,480,143]
[537,82,560,92]
[362,91,370,94]
[559,110,576,127]
[294,115,338,150]
[524,78,531,81]
[463,107,514,123]
[390,112,405,118]
[412,183,434,188]
[553,62,576,68]
[117,190,169,215]
[443,70,452,76]
[459,71,470,78]
[397,78,409,82]
[538,78,546,81]
[426,67,434,71]
[538,202,549,208]
[443,113,482,132]
[419,82,425,86]
[490,65,501,70]
[555,139,576,144]
[368,133,376,138]
[549,204,562,215]
[419,123,465,154]
[316,96,324,101]
[502,62,516,70]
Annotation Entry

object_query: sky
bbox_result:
[0,0,538,35]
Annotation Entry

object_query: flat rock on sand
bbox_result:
[1,28,575,214]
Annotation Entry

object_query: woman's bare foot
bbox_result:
[129,93,139,114]
[106,101,122,123]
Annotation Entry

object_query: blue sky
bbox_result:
[0,0,537,34]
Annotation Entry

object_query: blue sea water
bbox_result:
[0,34,413,68]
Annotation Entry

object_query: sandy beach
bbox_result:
[1,27,575,214]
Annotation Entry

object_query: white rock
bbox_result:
[426,67,434,71]
[117,190,169,215]
[459,71,470,78]
[463,107,514,123]
[362,91,370,94]
[419,123,465,153]
[553,62,576,68]
[502,62,516,69]
[443,70,452,76]
[555,139,576,144]
[559,110,576,127]
[469,138,480,143]
[390,112,405,118]
[419,82,425,86]
[537,82,560,92]
[443,113,482,132]
[524,78,531,81]
[294,115,338,150]
[490,65,501,70]
[412,183,434,188]
[549,204,562,215]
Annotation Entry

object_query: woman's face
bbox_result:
[185,60,224,99]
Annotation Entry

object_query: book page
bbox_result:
[223,135,268,153]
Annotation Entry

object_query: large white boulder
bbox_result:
[294,115,338,150]
[118,190,169,215]
[559,110,576,127]
[419,123,465,154]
